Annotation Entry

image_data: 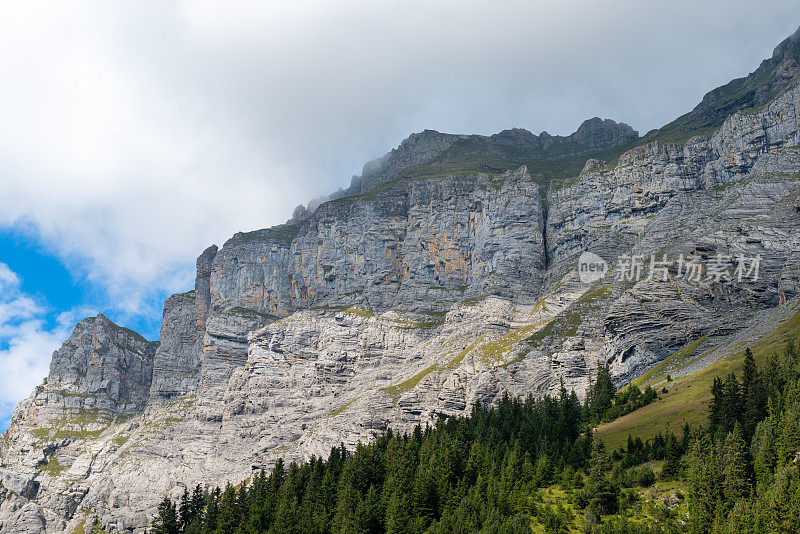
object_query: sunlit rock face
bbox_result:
[4,29,800,533]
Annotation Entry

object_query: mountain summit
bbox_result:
[2,27,800,534]
[354,118,638,193]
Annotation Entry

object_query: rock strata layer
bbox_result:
[3,29,800,533]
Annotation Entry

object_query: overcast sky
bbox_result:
[1,0,799,429]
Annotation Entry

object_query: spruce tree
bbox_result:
[741,348,766,439]
[721,373,741,432]
[778,407,800,467]
[687,435,721,533]
[721,424,750,504]
[752,418,777,489]
[385,489,411,534]
[151,496,180,534]
[709,377,724,431]
[216,483,239,534]
[587,363,616,422]
[661,433,682,479]
[178,486,191,532]
[202,487,221,534]
[586,434,616,515]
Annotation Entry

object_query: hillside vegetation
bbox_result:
[143,308,800,534]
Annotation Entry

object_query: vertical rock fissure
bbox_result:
[540,182,550,271]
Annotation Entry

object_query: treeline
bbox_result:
[149,376,677,534]
[605,342,800,531]
[148,340,800,533]
[150,388,596,534]
[614,428,689,478]
[584,364,657,423]
[684,342,800,532]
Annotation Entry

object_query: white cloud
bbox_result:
[0,0,798,321]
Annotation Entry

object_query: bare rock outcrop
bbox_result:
[4,28,800,533]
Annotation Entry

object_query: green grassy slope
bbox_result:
[400,134,637,184]
[598,306,800,450]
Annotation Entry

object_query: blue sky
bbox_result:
[0,230,167,431]
[2,1,800,433]
[0,228,164,340]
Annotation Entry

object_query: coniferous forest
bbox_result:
[148,342,800,534]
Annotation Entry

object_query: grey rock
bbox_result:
[4,33,800,533]
[357,130,471,193]
[42,314,156,414]
[570,117,638,149]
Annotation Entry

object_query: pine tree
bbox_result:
[687,435,721,533]
[586,363,616,422]
[586,433,616,515]
[661,433,682,479]
[385,489,411,534]
[216,483,239,534]
[762,353,784,405]
[681,422,692,451]
[151,496,180,534]
[721,424,750,504]
[785,339,798,363]
[741,348,766,439]
[202,487,221,534]
[752,418,777,489]
[709,377,724,431]
[720,373,741,432]
[778,407,800,467]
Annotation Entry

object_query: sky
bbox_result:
[1,0,800,431]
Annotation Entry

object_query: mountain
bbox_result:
[2,27,800,534]
[351,118,639,194]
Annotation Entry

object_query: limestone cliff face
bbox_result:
[212,167,545,319]
[39,314,156,414]
[4,30,800,534]
[150,246,218,400]
[0,316,157,533]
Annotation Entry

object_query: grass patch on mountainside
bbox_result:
[640,58,786,145]
[227,307,280,322]
[383,338,484,402]
[631,336,709,388]
[389,311,447,330]
[344,307,374,318]
[38,456,66,477]
[104,317,152,344]
[526,481,687,533]
[330,177,403,204]
[524,284,612,346]
[477,322,548,364]
[309,306,374,318]
[30,408,120,442]
[229,222,304,246]
[402,136,636,184]
[383,363,439,402]
[328,399,357,417]
[597,306,800,450]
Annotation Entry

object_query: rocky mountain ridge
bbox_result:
[350,117,639,194]
[2,27,800,534]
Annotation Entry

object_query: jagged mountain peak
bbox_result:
[5,26,800,534]
[570,117,639,148]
